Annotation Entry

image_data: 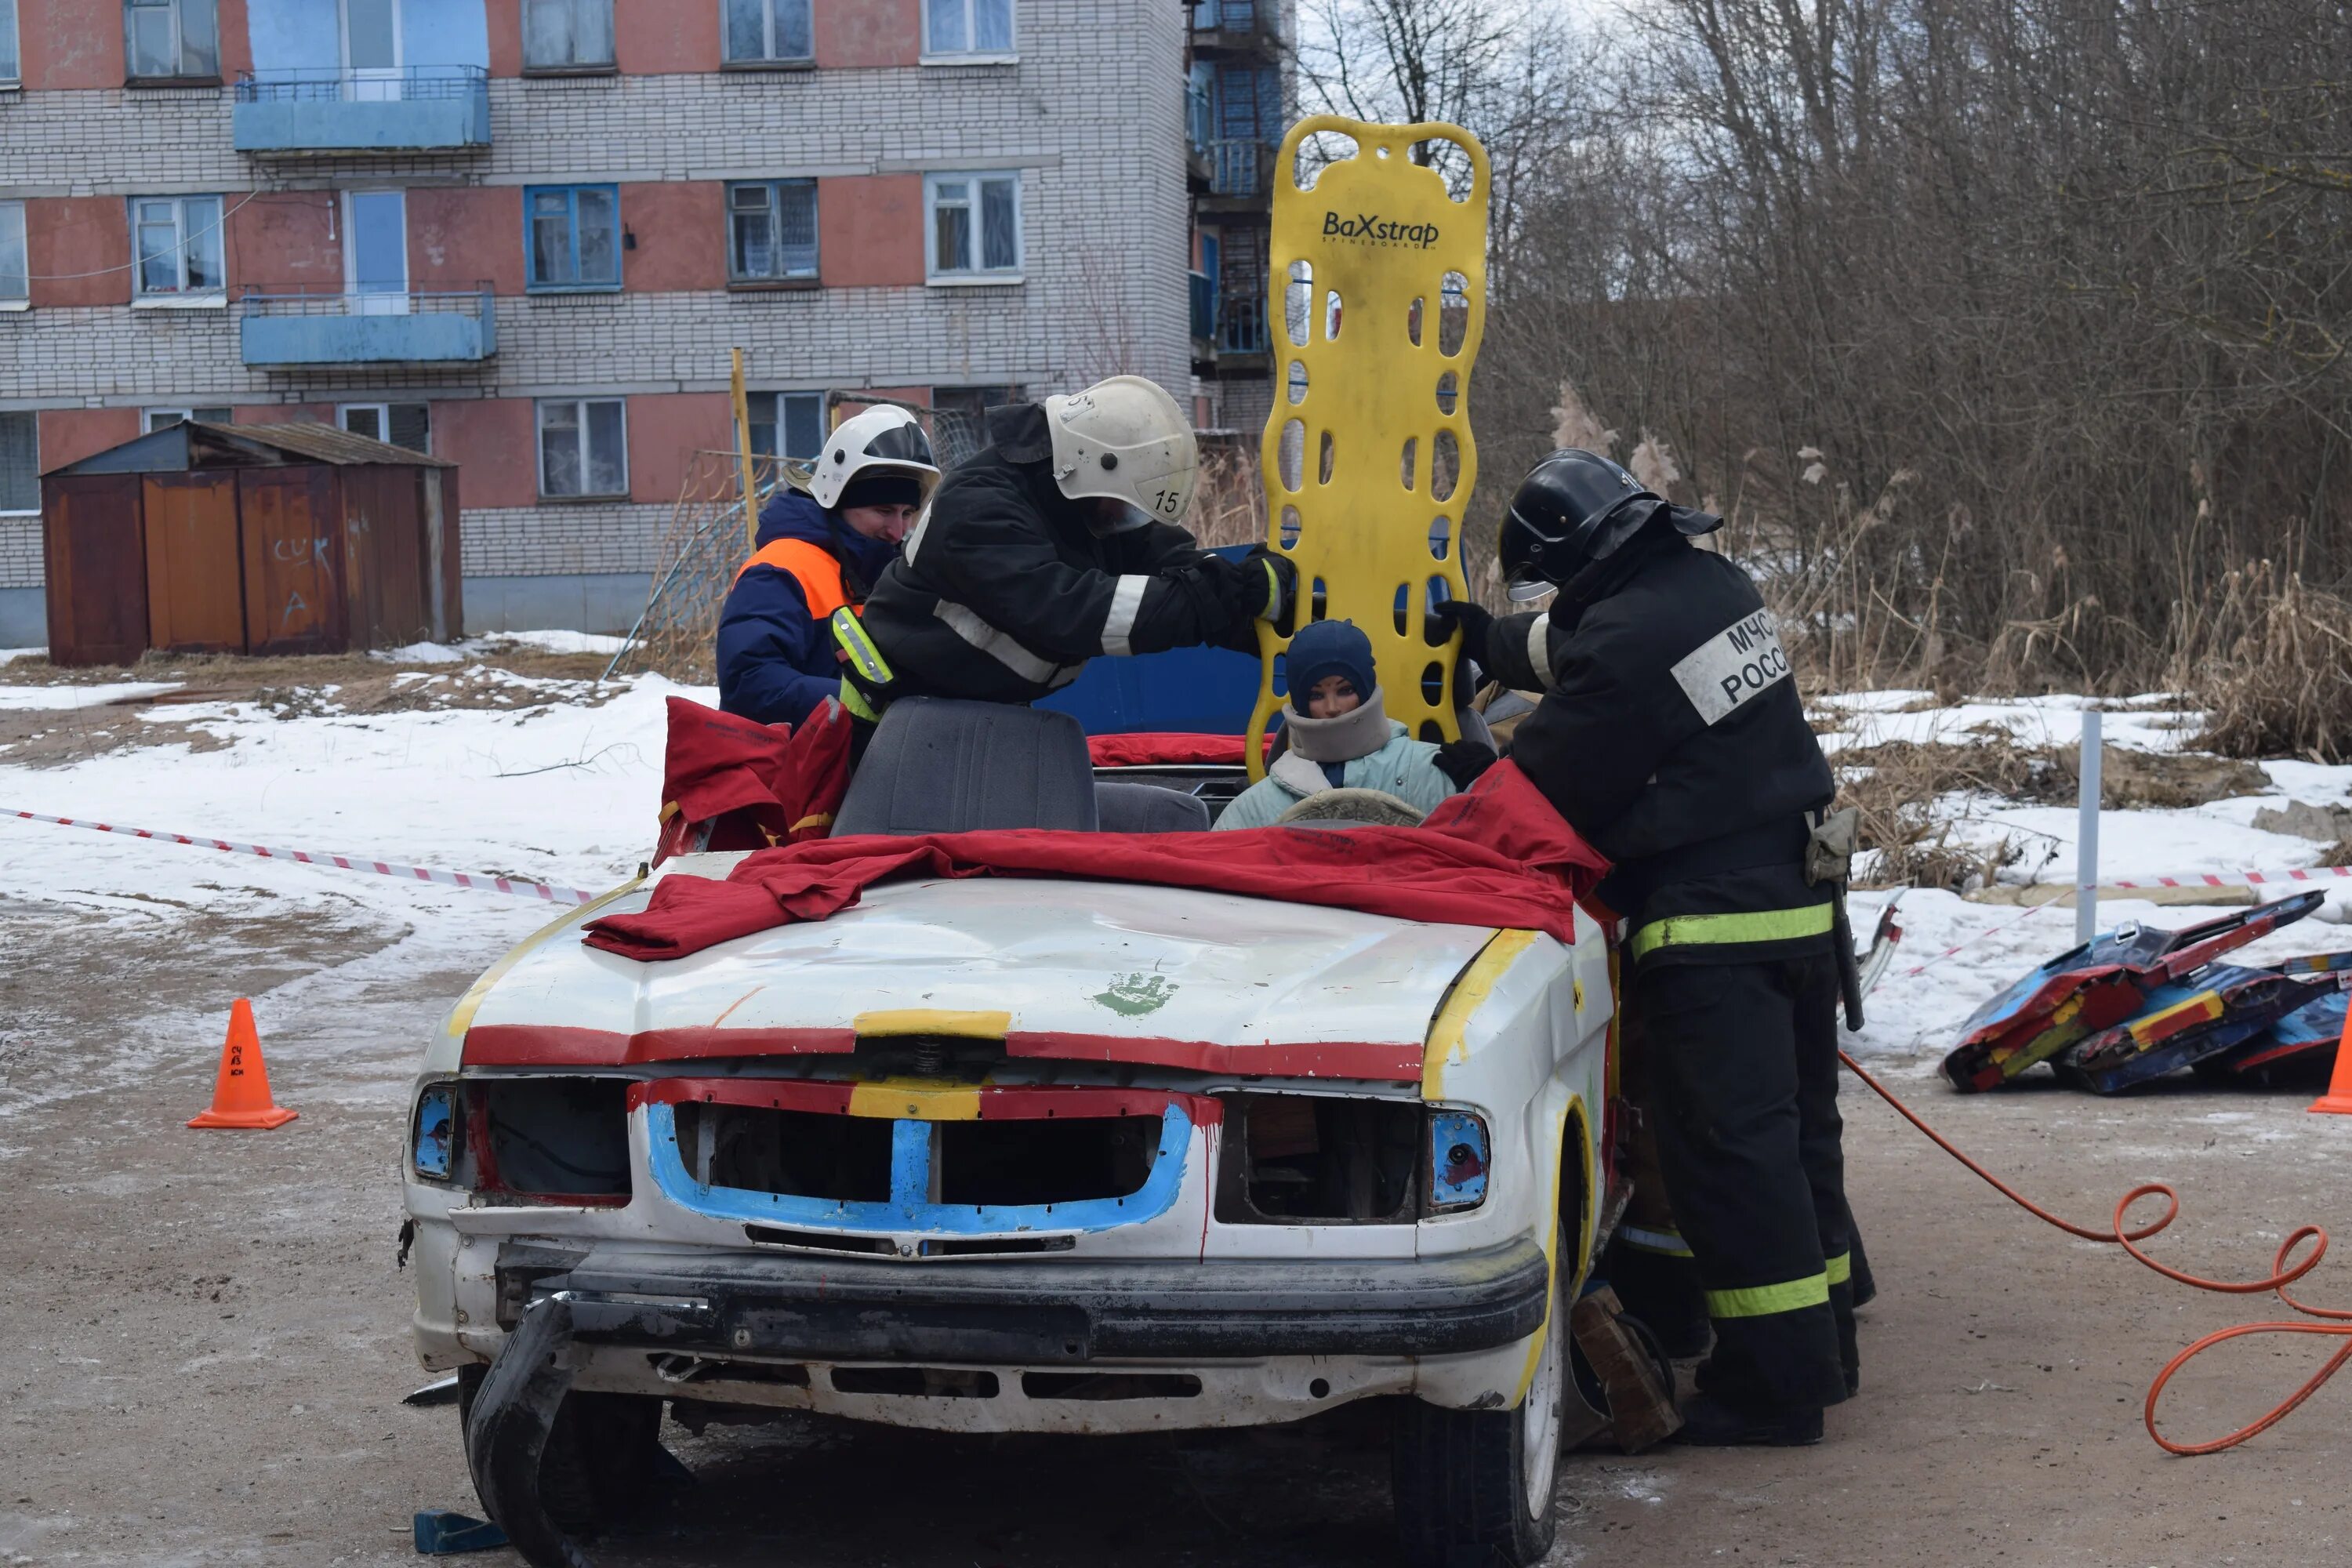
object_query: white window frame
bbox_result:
[0,200,26,310]
[924,172,1022,285]
[0,410,37,516]
[521,0,615,71]
[144,406,232,432]
[921,0,1015,61]
[749,390,826,460]
[535,397,629,499]
[722,0,814,64]
[129,194,227,307]
[0,0,21,86]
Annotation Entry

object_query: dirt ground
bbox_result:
[5,898,2350,1568]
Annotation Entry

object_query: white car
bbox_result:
[404,699,1626,1566]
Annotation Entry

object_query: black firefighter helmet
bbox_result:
[1497,449,1721,601]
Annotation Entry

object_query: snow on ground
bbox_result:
[372,629,629,664]
[0,668,703,1120]
[0,681,183,710]
[1,666,2346,1091]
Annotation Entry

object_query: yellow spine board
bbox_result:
[1248,118,1491,779]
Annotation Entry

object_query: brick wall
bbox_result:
[0,0,1192,604]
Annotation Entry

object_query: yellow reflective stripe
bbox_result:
[1825,1250,1851,1287]
[1627,902,1835,963]
[1261,558,1282,619]
[831,607,894,684]
[1705,1271,1830,1319]
[1621,1224,1694,1258]
[837,677,880,723]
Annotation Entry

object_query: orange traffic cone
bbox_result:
[2307,993,2352,1116]
[187,998,298,1131]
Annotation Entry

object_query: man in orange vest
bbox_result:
[717,407,941,727]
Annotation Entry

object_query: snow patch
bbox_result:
[0,681,183,711]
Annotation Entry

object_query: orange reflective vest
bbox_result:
[735,538,853,619]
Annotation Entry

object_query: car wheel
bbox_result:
[535,1392,666,1534]
[1390,1221,1568,1568]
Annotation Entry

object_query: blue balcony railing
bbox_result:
[1216,292,1268,355]
[1208,139,1271,198]
[240,286,496,365]
[1189,270,1216,342]
[232,66,491,153]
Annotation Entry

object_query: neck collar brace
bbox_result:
[1282,687,1393,763]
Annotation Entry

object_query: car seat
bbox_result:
[834,698,1099,834]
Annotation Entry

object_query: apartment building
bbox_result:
[0,0,1285,644]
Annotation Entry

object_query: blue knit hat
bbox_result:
[1285,618,1377,707]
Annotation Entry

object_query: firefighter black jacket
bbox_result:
[1483,531,1838,964]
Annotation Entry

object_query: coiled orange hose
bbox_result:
[1838,1049,2352,1455]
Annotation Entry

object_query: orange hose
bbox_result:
[1838,1049,2352,1456]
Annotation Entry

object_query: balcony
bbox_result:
[1217,293,1269,357]
[240,287,496,365]
[232,67,491,154]
[1192,0,1280,48]
[1189,270,1217,343]
[1207,140,1273,200]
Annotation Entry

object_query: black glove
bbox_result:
[1243,546,1299,626]
[1427,597,1494,660]
[1433,737,1498,789]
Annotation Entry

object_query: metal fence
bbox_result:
[234,64,488,103]
[238,285,495,321]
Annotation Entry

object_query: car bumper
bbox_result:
[544,1236,1551,1363]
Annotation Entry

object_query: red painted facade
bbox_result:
[615,0,717,74]
[18,0,124,89]
[818,174,925,289]
[430,397,538,509]
[626,393,735,504]
[815,0,921,67]
[407,187,527,296]
[226,192,340,292]
[27,198,133,309]
[619,183,727,292]
[37,408,143,470]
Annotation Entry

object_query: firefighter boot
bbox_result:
[1673,1393,1824,1448]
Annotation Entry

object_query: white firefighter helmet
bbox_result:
[1044,376,1198,529]
[808,405,942,510]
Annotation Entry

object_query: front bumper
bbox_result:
[545,1235,1550,1363]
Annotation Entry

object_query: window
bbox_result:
[749,392,824,460]
[926,173,1021,281]
[1,0,20,84]
[144,407,232,432]
[340,402,431,453]
[525,185,620,291]
[522,0,612,70]
[924,0,1012,57]
[727,181,818,283]
[724,0,811,63]
[538,398,626,498]
[0,412,34,514]
[131,196,226,300]
[124,0,219,80]
[0,201,24,307]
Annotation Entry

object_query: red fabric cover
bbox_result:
[589,761,1609,961]
[1087,731,1268,767]
[651,697,851,866]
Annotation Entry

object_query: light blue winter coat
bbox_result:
[1214,719,1460,829]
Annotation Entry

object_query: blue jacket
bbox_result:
[716,490,898,728]
[1214,720,1461,829]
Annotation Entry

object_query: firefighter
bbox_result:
[716,405,940,728]
[1434,449,1856,1446]
[848,376,1292,714]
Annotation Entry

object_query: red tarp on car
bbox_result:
[651,696,851,866]
[586,760,1610,961]
[1087,732,1266,768]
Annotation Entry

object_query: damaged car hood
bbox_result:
[445,864,1507,1082]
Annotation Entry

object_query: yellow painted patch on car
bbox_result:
[853,1008,1012,1038]
[1421,928,1539,1098]
[847,1080,983,1120]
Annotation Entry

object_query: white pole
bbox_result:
[2077,705,2103,945]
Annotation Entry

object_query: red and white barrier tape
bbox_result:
[2103,865,2352,891]
[5,808,599,905]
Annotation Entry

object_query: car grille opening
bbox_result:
[1021,1372,1203,1401]
[830,1367,999,1399]
[1214,1093,1423,1222]
[936,1115,1160,1207]
[675,1102,894,1202]
[471,1078,631,1203]
[742,1225,898,1254]
[920,1235,1077,1257]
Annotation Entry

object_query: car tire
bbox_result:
[1389,1221,1568,1568]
